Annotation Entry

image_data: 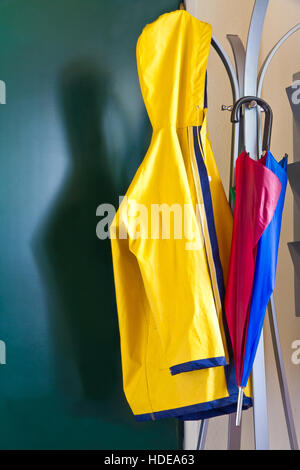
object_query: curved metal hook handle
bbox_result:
[231,96,273,152]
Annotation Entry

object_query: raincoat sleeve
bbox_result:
[110,131,228,376]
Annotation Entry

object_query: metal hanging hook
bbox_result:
[221,105,233,111]
[231,96,273,152]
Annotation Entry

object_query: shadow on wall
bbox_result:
[32,60,129,420]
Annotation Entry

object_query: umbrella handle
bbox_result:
[231,96,273,152]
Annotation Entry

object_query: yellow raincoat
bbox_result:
[110,10,251,421]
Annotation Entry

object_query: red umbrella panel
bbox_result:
[225,150,282,388]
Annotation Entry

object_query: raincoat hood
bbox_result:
[137,10,211,128]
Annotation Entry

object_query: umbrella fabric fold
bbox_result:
[240,151,288,387]
[225,150,282,387]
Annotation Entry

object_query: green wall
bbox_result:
[0,0,179,449]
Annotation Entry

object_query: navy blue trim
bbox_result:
[192,126,226,308]
[204,72,208,109]
[170,356,227,375]
[135,395,252,422]
[177,398,252,421]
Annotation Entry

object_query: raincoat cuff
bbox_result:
[169,356,227,375]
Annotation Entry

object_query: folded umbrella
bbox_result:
[224,97,287,425]
[240,151,288,388]
[225,149,282,424]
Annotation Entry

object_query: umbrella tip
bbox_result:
[235,386,245,426]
